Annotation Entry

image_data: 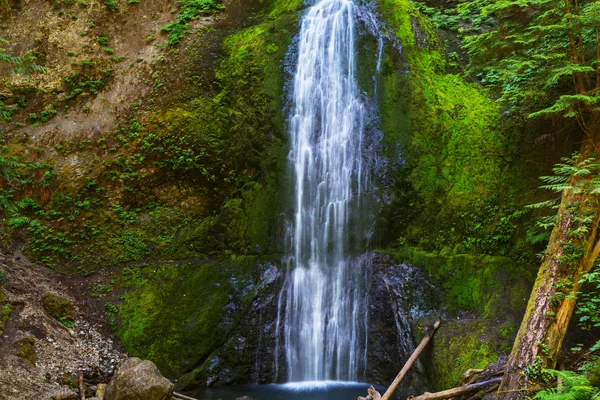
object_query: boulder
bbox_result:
[104,358,174,400]
[42,293,75,324]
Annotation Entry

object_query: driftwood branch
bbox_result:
[173,392,200,400]
[410,377,502,400]
[379,317,442,400]
[78,371,85,400]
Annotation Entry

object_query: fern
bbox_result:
[0,38,46,75]
[533,370,598,400]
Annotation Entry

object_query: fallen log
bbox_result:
[410,377,502,400]
[173,392,201,400]
[378,317,441,400]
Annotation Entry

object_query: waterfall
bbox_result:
[278,0,374,382]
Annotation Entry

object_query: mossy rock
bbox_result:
[116,258,257,378]
[16,336,36,366]
[0,302,11,336]
[42,292,75,324]
[391,247,534,316]
[425,319,513,390]
[174,365,208,391]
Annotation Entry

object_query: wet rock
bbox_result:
[105,357,174,400]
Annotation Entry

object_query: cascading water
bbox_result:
[277,0,376,383]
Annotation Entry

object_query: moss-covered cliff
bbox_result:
[369,0,579,390]
[0,0,584,392]
[1,0,302,382]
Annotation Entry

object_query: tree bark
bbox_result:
[498,138,600,399]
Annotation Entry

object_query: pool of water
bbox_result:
[184,381,387,400]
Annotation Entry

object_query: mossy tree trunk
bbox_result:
[499,137,600,399]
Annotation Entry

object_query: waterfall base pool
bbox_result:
[184,381,387,400]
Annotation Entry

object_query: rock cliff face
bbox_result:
[174,253,436,391]
[365,254,433,393]
[0,0,563,393]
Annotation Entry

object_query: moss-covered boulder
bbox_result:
[425,319,511,390]
[389,247,533,390]
[42,292,75,325]
[15,336,36,366]
[105,357,174,400]
[0,289,11,337]
[0,303,11,337]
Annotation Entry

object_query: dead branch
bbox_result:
[410,377,502,400]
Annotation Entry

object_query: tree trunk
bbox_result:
[498,138,600,399]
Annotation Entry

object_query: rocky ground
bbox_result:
[0,253,125,400]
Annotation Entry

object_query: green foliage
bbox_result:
[465,0,600,126]
[376,0,524,257]
[0,38,46,75]
[525,154,600,253]
[0,268,7,287]
[104,0,117,11]
[8,216,30,228]
[0,39,46,121]
[59,316,74,328]
[161,0,224,46]
[533,370,599,400]
[97,34,109,46]
[411,0,496,33]
[64,66,112,100]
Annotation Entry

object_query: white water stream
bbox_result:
[277,0,374,382]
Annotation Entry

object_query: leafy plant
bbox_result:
[0,39,46,121]
[97,34,109,46]
[0,38,46,75]
[533,370,598,400]
[0,268,7,287]
[59,315,74,328]
[161,0,224,46]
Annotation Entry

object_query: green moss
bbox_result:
[0,301,11,336]
[426,319,509,390]
[389,246,532,389]
[375,0,522,258]
[16,336,36,366]
[105,229,151,264]
[42,292,75,324]
[391,247,533,316]
[116,259,256,378]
